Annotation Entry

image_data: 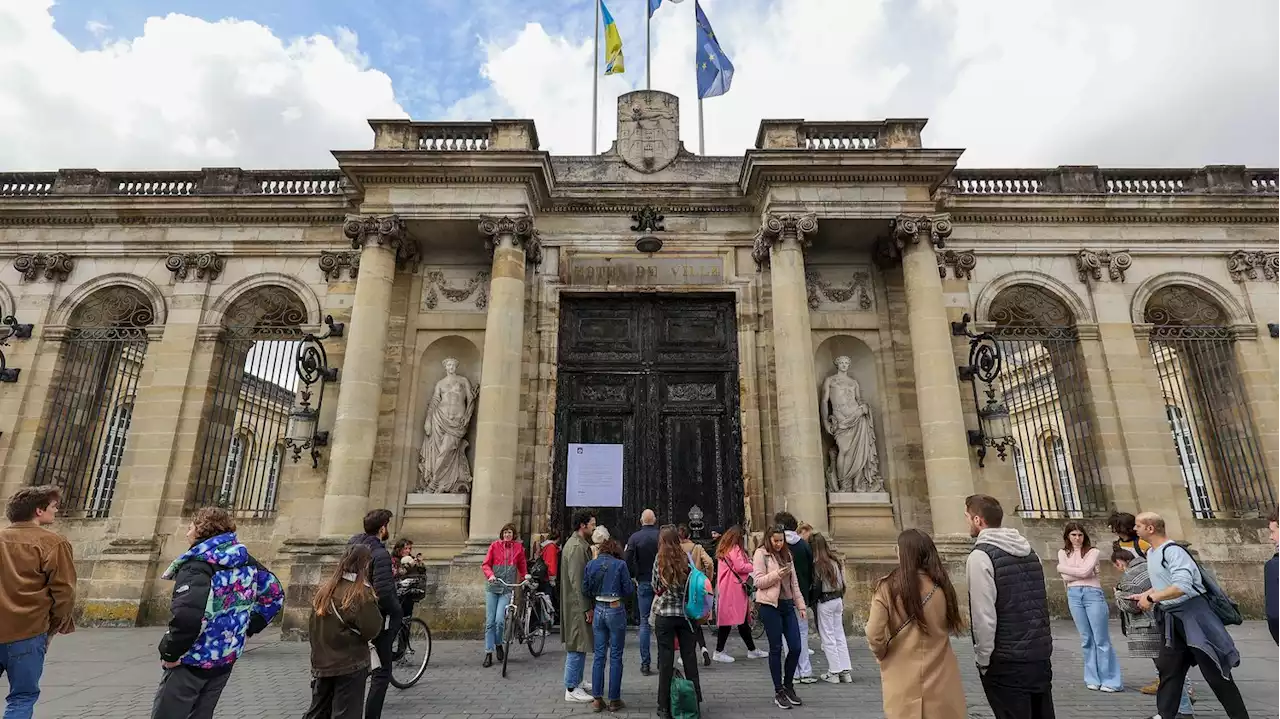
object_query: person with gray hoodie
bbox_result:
[964,495,1056,719]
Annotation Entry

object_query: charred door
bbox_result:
[552,295,743,546]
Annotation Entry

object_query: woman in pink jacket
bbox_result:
[753,526,808,710]
[712,526,767,663]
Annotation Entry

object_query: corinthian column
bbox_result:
[467,216,539,545]
[756,213,828,532]
[893,214,975,537]
[320,215,416,536]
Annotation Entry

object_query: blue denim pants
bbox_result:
[1066,586,1123,690]
[564,651,586,691]
[636,581,654,668]
[484,590,512,653]
[0,633,47,719]
[758,600,801,692]
[591,603,627,701]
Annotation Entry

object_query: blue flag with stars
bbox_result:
[695,1,733,99]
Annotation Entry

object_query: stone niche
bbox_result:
[813,334,896,556]
[403,335,482,560]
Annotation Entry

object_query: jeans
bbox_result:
[564,651,586,691]
[591,603,627,701]
[758,600,801,691]
[485,590,512,653]
[303,670,367,719]
[151,665,233,719]
[365,624,395,719]
[0,633,47,719]
[636,581,654,667]
[655,615,701,712]
[1066,586,1122,690]
[1156,614,1249,719]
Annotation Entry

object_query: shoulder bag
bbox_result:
[887,586,937,644]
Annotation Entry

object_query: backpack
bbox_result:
[530,548,549,582]
[670,668,700,719]
[684,564,711,621]
[1161,543,1242,626]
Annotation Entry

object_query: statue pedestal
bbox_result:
[403,493,470,561]
[828,492,897,559]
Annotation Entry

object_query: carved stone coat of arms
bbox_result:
[616,90,681,173]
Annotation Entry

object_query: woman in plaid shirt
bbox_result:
[651,526,705,718]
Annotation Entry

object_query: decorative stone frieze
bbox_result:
[805,267,874,311]
[478,215,541,265]
[318,250,360,281]
[1076,249,1132,283]
[1226,250,1279,282]
[164,252,224,282]
[936,249,976,280]
[343,214,418,267]
[421,269,490,312]
[13,253,74,282]
[752,213,818,268]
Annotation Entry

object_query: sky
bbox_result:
[1,0,1277,171]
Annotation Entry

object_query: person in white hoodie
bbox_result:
[964,494,1057,719]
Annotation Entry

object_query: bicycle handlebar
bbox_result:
[490,574,535,588]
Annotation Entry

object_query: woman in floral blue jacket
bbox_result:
[152,507,283,719]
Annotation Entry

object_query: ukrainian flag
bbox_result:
[601,0,625,75]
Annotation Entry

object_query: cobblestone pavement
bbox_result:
[4,621,1275,718]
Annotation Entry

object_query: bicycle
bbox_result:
[389,576,433,689]
[494,575,554,678]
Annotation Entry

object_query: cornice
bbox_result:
[331,149,554,209]
[946,192,1278,225]
[950,212,1278,225]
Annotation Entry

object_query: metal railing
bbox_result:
[0,169,347,197]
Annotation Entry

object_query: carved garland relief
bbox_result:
[805,267,874,311]
[420,268,491,312]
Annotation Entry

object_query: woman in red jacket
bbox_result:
[481,523,528,667]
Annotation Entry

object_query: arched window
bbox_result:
[31,286,154,517]
[986,285,1105,518]
[192,287,304,515]
[1146,285,1272,517]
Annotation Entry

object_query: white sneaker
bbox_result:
[820,672,840,684]
[1086,684,1100,691]
[565,688,593,703]
[712,651,735,663]
[839,670,853,683]
[579,681,593,694]
[1099,686,1122,693]
[807,648,815,655]
[797,674,818,685]
[747,649,769,659]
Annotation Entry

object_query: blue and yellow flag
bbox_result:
[695,1,732,98]
[601,1,625,75]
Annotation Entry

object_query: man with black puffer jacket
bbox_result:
[348,509,401,719]
[153,507,283,719]
[964,494,1056,719]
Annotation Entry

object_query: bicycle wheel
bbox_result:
[526,601,548,657]
[390,618,432,689]
[501,608,516,678]
[751,606,765,640]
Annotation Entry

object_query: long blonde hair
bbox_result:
[314,544,376,616]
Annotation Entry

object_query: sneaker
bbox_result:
[797,674,818,685]
[807,648,815,655]
[747,649,769,659]
[565,688,593,703]
[1140,680,1160,695]
[712,651,735,663]
[580,681,593,694]
[773,690,792,710]
[840,670,853,683]
[1086,684,1101,691]
[783,685,803,706]
[1100,686,1122,693]
[820,672,840,684]
[702,647,711,666]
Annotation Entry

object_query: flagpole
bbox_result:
[592,0,600,154]
[698,98,705,155]
[646,7,652,90]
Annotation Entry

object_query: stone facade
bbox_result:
[0,99,1276,634]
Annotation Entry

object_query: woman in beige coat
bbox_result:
[866,529,966,719]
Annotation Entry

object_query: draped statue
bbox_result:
[416,358,479,493]
[821,356,884,493]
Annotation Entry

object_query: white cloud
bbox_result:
[454,0,1278,166]
[0,0,406,170]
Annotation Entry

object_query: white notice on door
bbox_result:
[565,443,624,508]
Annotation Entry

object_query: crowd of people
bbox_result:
[1,483,1277,719]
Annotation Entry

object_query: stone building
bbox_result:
[0,91,1276,633]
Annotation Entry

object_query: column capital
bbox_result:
[890,213,953,252]
[478,215,541,265]
[343,214,418,267]
[751,212,817,268]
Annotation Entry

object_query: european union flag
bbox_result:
[649,0,662,17]
[695,1,733,99]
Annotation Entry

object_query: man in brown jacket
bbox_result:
[0,485,77,719]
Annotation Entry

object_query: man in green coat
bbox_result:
[560,508,596,703]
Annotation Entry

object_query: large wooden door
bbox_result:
[552,295,743,546]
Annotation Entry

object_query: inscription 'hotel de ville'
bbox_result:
[0,90,1276,634]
